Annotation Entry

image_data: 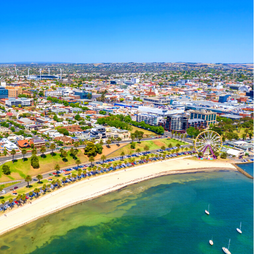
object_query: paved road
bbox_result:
[1,142,192,195]
[0,136,192,165]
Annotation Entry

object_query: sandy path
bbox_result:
[0,158,236,236]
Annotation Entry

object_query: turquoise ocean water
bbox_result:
[0,168,253,254]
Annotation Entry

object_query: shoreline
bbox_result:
[0,158,237,236]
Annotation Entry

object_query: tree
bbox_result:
[242,133,246,140]
[136,148,141,153]
[10,149,16,161]
[144,145,149,151]
[34,188,40,197]
[50,143,56,154]
[21,149,27,160]
[9,198,13,205]
[31,155,40,169]
[61,150,68,160]
[2,165,11,175]
[220,152,227,159]
[55,164,60,173]
[168,143,173,148]
[121,151,125,160]
[130,142,136,149]
[84,142,102,157]
[116,137,122,146]
[249,132,253,139]
[76,159,81,167]
[176,143,181,149]
[89,156,94,166]
[37,174,43,183]
[3,148,7,156]
[198,152,203,158]
[40,146,46,157]
[106,139,111,148]
[101,155,106,163]
[74,141,79,149]
[161,146,166,150]
[131,133,136,142]
[32,148,37,155]
[186,127,199,138]
[25,175,32,187]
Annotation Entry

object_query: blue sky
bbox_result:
[0,0,252,63]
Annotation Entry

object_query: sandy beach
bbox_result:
[0,158,236,236]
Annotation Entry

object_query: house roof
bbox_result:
[17,140,30,148]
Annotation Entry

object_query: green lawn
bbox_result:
[0,149,89,183]
[108,138,187,158]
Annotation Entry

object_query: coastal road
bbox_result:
[0,135,192,165]
[1,143,192,195]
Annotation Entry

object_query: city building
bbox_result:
[74,89,92,99]
[218,94,231,103]
[6,86,22,98]
[0,87,8,99]
[163,115,188,133]
[5,98,33,107]
[189,109,217,125]
[143,97,171,105]
[136,113,158,125]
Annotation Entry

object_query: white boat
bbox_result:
[205,204,210,215]
[222,239,231,254]
[236,222,242,234]
[209,239,213,246]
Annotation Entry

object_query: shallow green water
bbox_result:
[0,170,253,254]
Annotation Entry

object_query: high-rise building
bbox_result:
[164,115,188,133]
[189,109,217,125]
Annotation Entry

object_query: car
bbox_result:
[14,186,18,189]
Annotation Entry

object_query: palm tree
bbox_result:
[21,149,27,161]
[25,175,32,187]
[76,159,81,167]
[32,148,37,155]
[40,146,46,157]
[9,198,13,206]
[55,164,60,173]
[74,141,79,150]
[131,133,136,142]
[3,148,7,156]
[10,149,16,162]
[62,177,67,184]
[50,143,56,154]
[101,155,106,163]
[89,156,94,167]
[34,188,40,197]
[106,139,111,148]
[116,137,121,146]
[37,174,43,183]
[21,194,27,203]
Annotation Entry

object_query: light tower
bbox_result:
[60,68,62,79]
[14,64,17,78]
[39,68,42,80]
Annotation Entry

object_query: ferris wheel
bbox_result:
[194,130,222,157]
